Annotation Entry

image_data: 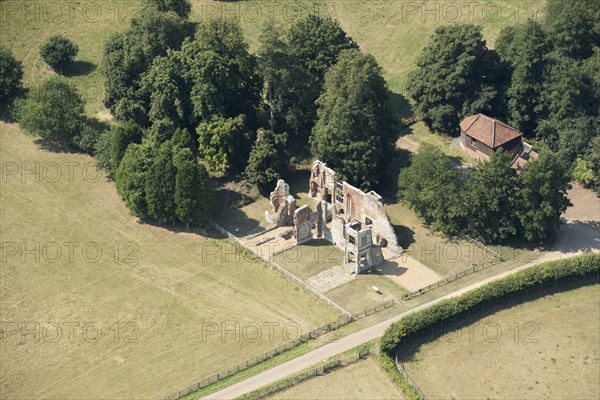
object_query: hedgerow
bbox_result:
[381,252,600,355]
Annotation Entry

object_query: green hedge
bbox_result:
[381,253,600,355]
[378,354,422,400]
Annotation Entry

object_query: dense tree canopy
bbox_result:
[244,130,287,193]
[256,15,356,151]
[19,77,85,145]
[311,49,396,190]
[145,142,177,223]
[0,46,23,112]
[140,18,260,134]
[197,114,251,173]
[398,146,462,234]
[515,152,571,242]
[143,0,191,18]
[496,21,549,135]
[101,7,188,123]
[462,151,518,242]
[495,0,599,166]
[40,35,79,71]
[407,24,507,135]
[175,148,212,228]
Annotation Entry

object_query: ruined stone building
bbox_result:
[308,161,401,273]
[264,162,402,274]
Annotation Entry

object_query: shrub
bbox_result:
[19,77,85,145]
[0,46,24,112]
[40,35,79,71]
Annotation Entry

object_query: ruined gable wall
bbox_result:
[343,182,401,253]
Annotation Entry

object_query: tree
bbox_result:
[536,56,597,143]
[282,15,357,148]
[143,0,191,18]
[94,129,114,174]
[101,7,188,123]
[19,77,85,144]
[174,149,212,228]
[496,21,550,135]
[183,18,261,124]
[572,157,595,186]
[287,14,356,80]
[244,130,287,193]
[398,146,463,234]
[407,24,507,134]
[311,49,396,190]
[141,18,261,132]
[462,150,518,242]
[145,142,177,223]
[115,142,153,217]
[111,120,143,170]
[40,35,79,71]
[197,114,252,173]
[544,0,600,60]
[257,22,289,132]
[588,136,600,192]
[0,46,23,112]
[74,119,109,154]
[515,152,571,242]
[557,115,598,166]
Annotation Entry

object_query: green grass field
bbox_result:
[273,239,344,280]
[400,284,600,399]
[266,357,405,399]
[0,124,339,399]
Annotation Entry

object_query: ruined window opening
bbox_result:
[335,182,344,204]
[365,217,372,225]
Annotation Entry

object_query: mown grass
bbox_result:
[0,124,339,399]
[400,284,600,399]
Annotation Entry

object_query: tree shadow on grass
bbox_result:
[33,138,81,154]
[388,90,413,121]
[378,148,412,198]
[393,224,416,249]
[136,217,225,239]
[62,61,96,77]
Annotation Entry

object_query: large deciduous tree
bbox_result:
[515,152,571,242]
[496,21,549,136]
[19,77,85,145]
[311,49,396,190]
[281,14,356,149]
[398,146,463,234]
[462,150,518,242]
[101,7,188,123]
[407,24,507,135]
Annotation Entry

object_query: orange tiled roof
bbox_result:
[460,114,522,148]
